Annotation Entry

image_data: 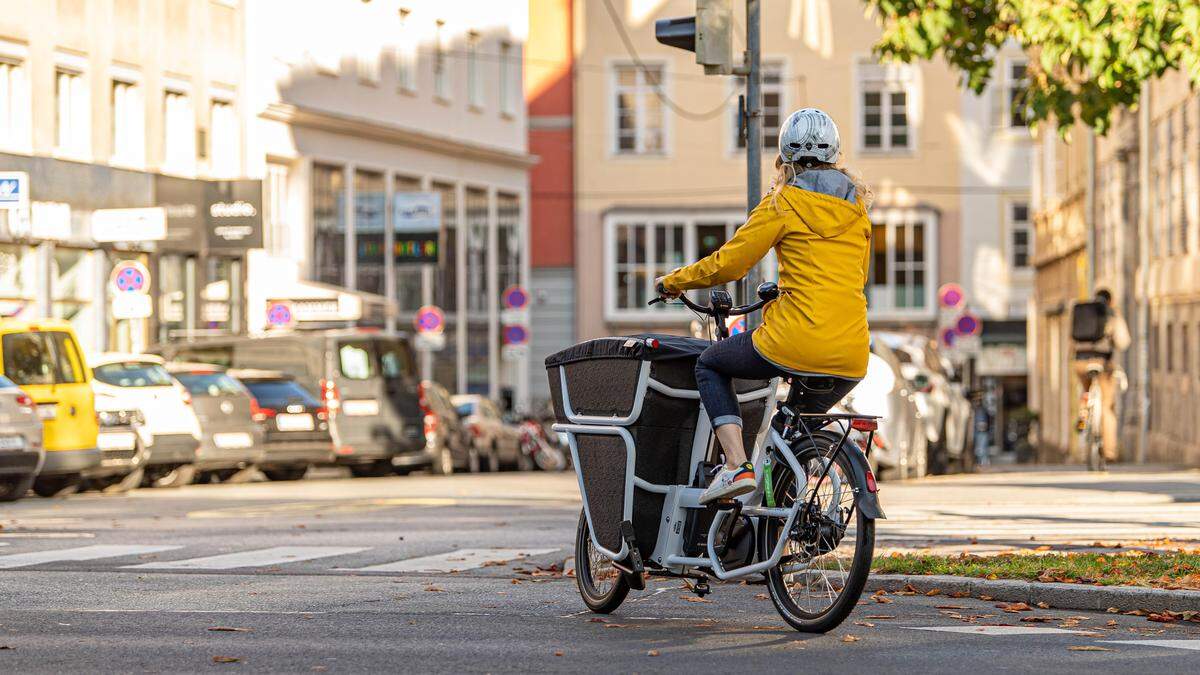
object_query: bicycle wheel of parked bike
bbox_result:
[574,510,629,613]
[1085,381,1105,472]
[760,434,875,633]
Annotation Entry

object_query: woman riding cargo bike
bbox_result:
[548,109,883,632]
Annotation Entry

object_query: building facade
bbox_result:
[244,0,535,407]
[1031,73,1200,465]
[0,0,252,354]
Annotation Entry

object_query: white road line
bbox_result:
[0,544,181,569]
[346,547,558,573]
[1105,640,1200,651]
[127,546,369,570]
[907,626,1095,637]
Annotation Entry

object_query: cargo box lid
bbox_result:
[544,334,711,368]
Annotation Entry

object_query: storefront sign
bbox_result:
[155,175,207,251]
[0,172,29,211]
[978,344,1028,376]
[92,207,167,242]
[394,192,440,265]
[207,180,263,251]
[267,295,363,323]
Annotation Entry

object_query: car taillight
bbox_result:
[467,423,481,438]
[253,406,277,422]
[424,413,438,435]
[15,392,35,410]
[320,378,341,411]
[418,382,432,416]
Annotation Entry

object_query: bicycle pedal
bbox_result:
[712,498,739,511]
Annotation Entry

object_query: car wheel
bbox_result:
[151,464,197,488]
[429,446,454,476]
[261,465,309,481]
[0,474,35,502]
[103,467,145,494]
[486,445,500,472]
[32,475,81,498]
[349,461,392,478]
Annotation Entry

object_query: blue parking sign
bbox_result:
[0,172,28,210]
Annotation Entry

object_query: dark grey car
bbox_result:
[167,364,264,483]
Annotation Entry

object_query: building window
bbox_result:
[208,98,238,178]
[434,20,450,100]
[312,163,346,287]
[465,187,489,314]
[51,248,97,351]
[734,61,783,149]
[393,174,423,313]
[499,41,514,116]
[357,42,380,86]
[466,33,482,108]
[1166,321,1174,373]
[354,169,386,295]
[55,68,89,157]
[1005,59,1030,128]
[868,209,936,316]
[606,214,744,318]
[162,89,195,175]
[858,60,912,152]
[110,78,144,167]
[396,8,416,93]
[497,192,520,295]
[432,181,457,313]
[264,162,289,256]
[613,64,665,155]
[1009,201,1033,269]
[0,57,30,150]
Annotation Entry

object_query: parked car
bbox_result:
[0,320,99,497]
[229,369,334,481]
[451,395,523,471]
[863,335,927,479]
[158,330,425,478]
[166,363,264,484]
[414,380,473,475]
[83,400,150,493]
[0,375,44,501]
[89,353,202,488]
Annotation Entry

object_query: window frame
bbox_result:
[466,32,482,110]
[1007,198,1034,273]
[603,210,746,323]
[109,71,144,169]
[608,59,670,158]
[161,84,196,176]
[54,61,90,160]
[1002,57,1031,129]
[395,8,417,94]
[0,41,32,153]
[730,58,786,153]
[498,41,514,117]
[854,57,916,155]
[433,19,451,103]
[866,207,938,320]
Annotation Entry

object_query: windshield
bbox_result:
[241,379,321,408]
[2,332,85,385]
[93,362,175,388]
[378,339,416,379]
[173,372,246,397]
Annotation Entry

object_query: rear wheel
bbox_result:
[574,511,629,613]
[262,465,309,481]
[484,445,500,472]
[0,474,35,501]
[33,475,81,498]
[349,460,392,478]
[466,447,481,473]
[760,438,875,633]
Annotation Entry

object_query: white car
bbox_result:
[88,353,201,488]
[841,351,924,479]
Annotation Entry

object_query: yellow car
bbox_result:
[0,320,99,496]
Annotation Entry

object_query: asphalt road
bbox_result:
[0,469,1197,673]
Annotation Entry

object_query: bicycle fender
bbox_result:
[842,446,886,520]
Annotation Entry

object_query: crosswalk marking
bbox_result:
[126,546,369,570]
[346,548,558,573]
[908,626,1093,637]
[1105,640,1200,652]
[0,544,181,569]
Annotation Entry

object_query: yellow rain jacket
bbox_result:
[660,185,871,379]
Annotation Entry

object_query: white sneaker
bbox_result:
[700,463,757,504]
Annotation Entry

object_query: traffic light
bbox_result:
[654,0,732,75]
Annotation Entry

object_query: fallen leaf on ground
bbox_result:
[863,615,894,620]
[924,589,941,597]
[554,650,564,657]
[979,595,994,601]
[872,595,893,604]
[754,593,769,600]
[207,627,251,633]
[1020,616,1056,623]
[588,618,606,624]
[935,605,965,610]
[1067,646,1114,652]
[853,621,876,628]
[997,602,1033,612]
[647,650,660,657]
[842,635,860,643]
[212,656,240,664]
[425,586,446,592]
[750,626,778,631]
[679,595,712,603]
[1036,602,1051,609]
[1106,607,1120,613]
[948,591,970,598]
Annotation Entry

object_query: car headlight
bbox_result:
[98,409,141,428]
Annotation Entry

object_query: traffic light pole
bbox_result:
[742,0,763,326]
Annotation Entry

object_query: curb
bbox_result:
[867,574,1200,614]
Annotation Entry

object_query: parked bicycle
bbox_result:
[548,283,883,633]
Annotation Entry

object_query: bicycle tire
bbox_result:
[574,510,630,613]
[760,435,875,633]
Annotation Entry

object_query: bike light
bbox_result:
[850,418,878,432]
[865,470,878,493]
[646,338,660,349]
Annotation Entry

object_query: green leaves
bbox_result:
[864,0,1200,134]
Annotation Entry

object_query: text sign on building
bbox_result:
[0,172,29,211]
[393,192,440,265]
[207,180,264,251]
[92,207,167,242]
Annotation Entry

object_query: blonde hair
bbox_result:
[769,156,874,212]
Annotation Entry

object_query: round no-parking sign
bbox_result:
[414,305,445,334]
[503,324,528,346]
[266,301,295,328]
[110,261,151,294]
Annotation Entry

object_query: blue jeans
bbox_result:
[694,330,789,428]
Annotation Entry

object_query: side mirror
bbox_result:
[757,281,780,301]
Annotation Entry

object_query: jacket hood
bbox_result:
[777,184,868,239]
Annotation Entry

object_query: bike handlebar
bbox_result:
[648,282,777,318]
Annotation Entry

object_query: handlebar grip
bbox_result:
[647,297,664,306]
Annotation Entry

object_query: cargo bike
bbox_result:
[547,284,885,633]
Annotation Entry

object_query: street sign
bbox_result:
[727,315,746,336]
[500,308,529,326]
[0,172,29,211]
[955,312,981,336]
[266,301,295,328]
[503,324,529,346]
[938,283,965,309]
[111,293,152,320]
[92,207,167,242]
[414,331,446,352]
[414,305,445,334]
[501,344,528,362]
[939,327,957,348]
[109,261,151,294]
[502,285,529,310]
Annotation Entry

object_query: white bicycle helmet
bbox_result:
[778,108,840,165]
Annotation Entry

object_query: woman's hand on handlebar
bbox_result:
[650,277,681,304]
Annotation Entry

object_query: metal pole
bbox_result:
[743,0,762,321]
[1135,82,1151,464]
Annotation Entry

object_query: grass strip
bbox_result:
[872,551,1200,590]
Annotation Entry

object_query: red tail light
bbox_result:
[418,382,432,416]
[467,423,481,438]
[320,378,341,411]
[850,418,878,432]
[253,405,277,422]
[865,470,879,493]
[14,391,35,409]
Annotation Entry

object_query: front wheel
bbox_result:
[760,438,875,633]
[574,510,629,613]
